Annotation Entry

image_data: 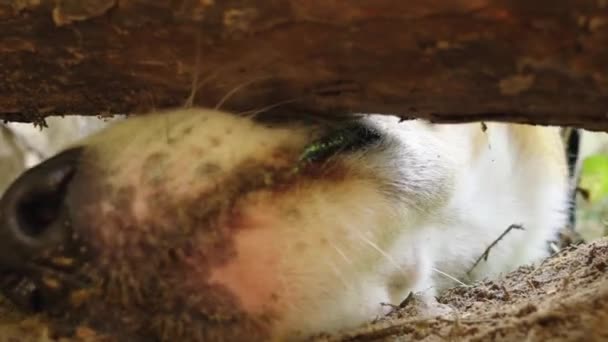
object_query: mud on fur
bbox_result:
[0,108,569,341]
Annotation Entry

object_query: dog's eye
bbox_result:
[299,123,381,163]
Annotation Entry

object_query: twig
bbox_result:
[467,224,525,276]
[398,291,415,308]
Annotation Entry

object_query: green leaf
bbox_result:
[580,154,608,204]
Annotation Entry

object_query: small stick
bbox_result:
[467,224,525,276]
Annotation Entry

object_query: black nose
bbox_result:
[0,149,81,311]
[0,148,83,310]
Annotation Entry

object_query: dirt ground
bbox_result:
[0,239,607,342]
[324,238,608,342]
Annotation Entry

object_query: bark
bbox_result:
[0,1,607,130]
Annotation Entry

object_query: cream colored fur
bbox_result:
[65,109,569,339]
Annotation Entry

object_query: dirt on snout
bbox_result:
[1,239,607,342]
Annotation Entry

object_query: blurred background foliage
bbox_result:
[577,132,608,242]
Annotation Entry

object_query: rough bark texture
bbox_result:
[0,238,606,341]
[0,1,607,130]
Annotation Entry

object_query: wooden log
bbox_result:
[0,1,607,130]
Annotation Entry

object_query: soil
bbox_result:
[324,238,608,341]
[1,239,607,341]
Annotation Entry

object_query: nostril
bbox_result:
[15,176,71,238]
[0,148,82,251]
[0,148,85,313]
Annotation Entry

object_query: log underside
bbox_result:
[0,1,607,130]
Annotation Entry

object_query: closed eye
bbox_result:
[299,122,382,163]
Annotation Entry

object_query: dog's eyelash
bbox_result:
[299,123,382,163]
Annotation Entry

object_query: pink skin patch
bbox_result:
[207,204,286,315]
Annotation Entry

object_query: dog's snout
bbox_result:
[0,148,81,263]
[0,149,86,311]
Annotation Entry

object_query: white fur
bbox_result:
[69,109,568,339]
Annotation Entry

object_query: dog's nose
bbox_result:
[0,148,83,310]
[0,148,82,265]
